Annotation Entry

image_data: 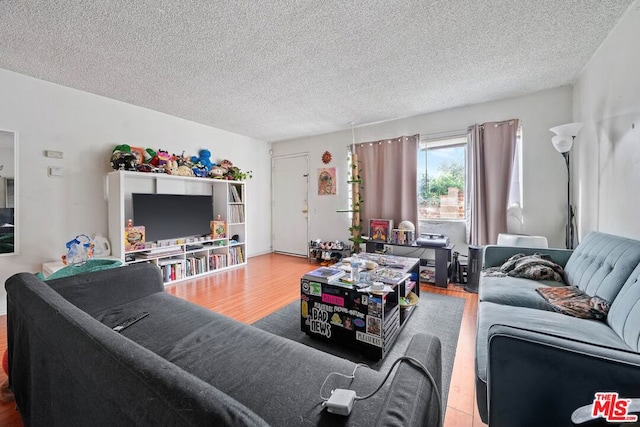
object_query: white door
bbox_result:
[272,154,308,256]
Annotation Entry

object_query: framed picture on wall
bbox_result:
[369,219,393,242]
[318,167,337,195]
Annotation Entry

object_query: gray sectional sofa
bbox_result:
[6,263,442,427]
[476,231,640,426]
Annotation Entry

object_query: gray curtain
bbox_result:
[355,135,419,235]
[468,120,519,245]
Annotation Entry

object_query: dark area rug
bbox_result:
[252,292,465,407]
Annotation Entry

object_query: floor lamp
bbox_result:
[550,122,583,249]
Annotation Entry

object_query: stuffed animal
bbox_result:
[176,164,194,176]
[136,163,156,173]
[218,159,233,170]
[191,149,214,171]
[208,166,226,178]
[164,160,179,175]
[174,151,193,167]
[192,165,209,177]
[144,148,156,163]
[150,149,172,167]
[111,145,138,171]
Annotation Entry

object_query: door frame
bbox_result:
[271,152,309,256]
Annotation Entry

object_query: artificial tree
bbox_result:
[348,153,364,253]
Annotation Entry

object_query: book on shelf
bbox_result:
[230,185,243,203]
[228,246,245,265]
[229,205,245,223]
[303,266,346,283]
[186,254,208,276]
[209,253,228,270]
[161,262,184,282]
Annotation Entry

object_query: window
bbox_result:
[508,125,523,208]
[418,135,468,221]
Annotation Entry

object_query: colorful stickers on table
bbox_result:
[301,279,388,347]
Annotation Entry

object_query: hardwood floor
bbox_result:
[0,253,486,426]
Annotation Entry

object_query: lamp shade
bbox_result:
[550,122,583,137]
[551,135,574,153]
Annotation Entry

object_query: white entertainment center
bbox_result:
[107,170,247,285]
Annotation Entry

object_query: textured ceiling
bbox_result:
[0,1,634,142]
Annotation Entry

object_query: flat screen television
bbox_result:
[132,193,214,243]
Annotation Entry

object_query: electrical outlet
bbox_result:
[384,245,393,254]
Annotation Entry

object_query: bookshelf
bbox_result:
[107,171,247,285]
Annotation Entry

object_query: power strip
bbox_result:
[323,389,356,416]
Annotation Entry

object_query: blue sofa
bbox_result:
[475,232,640,426]
[6,263,443,427]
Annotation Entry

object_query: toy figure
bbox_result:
[174,151,193,167]
[164,160,179,175]
[208,166,226,178]
[144,148,156,163]
[191,149,214,171]
[218,159,233,170]
[149,149,172,167]
[192,165,209,177]
[63,234,94,265]
[110,145,138,171]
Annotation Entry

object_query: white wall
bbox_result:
[573,0,640,240]
[0,69,272,314]
[272,86,573,255]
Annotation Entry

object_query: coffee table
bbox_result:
[300,253,420,360]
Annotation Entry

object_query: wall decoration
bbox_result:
[322,151,332,164]
[318,167,337,196]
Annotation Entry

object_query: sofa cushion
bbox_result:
[536,286,610,320]
[97,292,391,426]
[479,275,564,310]
[564,232,640,302]
[475,302,631,384]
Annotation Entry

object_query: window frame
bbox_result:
[418,133,468,222]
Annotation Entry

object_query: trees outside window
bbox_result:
[418,138,467,220]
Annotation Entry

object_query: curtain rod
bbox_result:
[480,119,518,128]
[422,128,468,141]
[347,135,421,150]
